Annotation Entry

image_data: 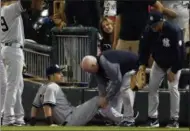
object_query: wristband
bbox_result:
[46,116,53,125]
[30,117,36,126]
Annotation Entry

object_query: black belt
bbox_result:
[4,43,23,49]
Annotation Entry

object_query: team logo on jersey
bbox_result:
[162,38,170,47]
[178,40,182,46]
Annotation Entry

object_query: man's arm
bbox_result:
[96,75,108,97]
[42,86,58,125]
[138,30,152,69]
[30,106,40,126]
[99,56,122,101]
[152,1,177,18]
[171,31,184,74]
[31,106,40,117]
[113,15,121,49]
[30,86,43,125]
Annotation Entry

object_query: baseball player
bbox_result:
[138,11,185,128]
[0,0,33,126]
[0,0,7,124]
[81,50,139,126]
[30,65,110,126]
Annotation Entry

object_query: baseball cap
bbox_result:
[46,64,62,76]
[147,10,164,26]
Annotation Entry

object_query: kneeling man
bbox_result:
[81,50,139,126]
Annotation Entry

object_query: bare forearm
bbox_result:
[43,105,53,117]
[163,8,177,19]
[153,1,176,18]
[43,105,54,125]
[31,106,39,118]
[113,15,121,49]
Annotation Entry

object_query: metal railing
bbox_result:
[51,27,98,83]
[24,39,52,78]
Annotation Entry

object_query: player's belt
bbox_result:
[4,43,23,49]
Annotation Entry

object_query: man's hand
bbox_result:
[167,71,176,82]
[99,97,108,109]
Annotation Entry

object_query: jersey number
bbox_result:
[1,17,9,32]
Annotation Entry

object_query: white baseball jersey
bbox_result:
[0,1,25,45]
[162,1,189,29]
[32,82,74,125]
[103,0,116,17]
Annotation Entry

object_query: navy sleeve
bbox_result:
[96,74,107,97]
[99,56,122,101]
[170,30,184,73]
[138,29,151,66]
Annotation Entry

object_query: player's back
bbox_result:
[0,1,24,44]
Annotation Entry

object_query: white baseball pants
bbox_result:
[1,46,25,125]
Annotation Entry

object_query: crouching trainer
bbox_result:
[81,50,139,126]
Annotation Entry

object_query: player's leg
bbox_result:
[2,48,24,125]
[119,72,136,126]
[0,54,7,125]
[109,92,123,113]
[98,92,123,124]
[14,74,25,125]
[0,55,7,115]
[166,70,181,128]
[147,62,165,127]
[66,96,100,126]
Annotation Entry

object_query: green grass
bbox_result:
[1,126,189,131]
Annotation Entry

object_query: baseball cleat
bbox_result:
[119,121,135,127]
[166,118,179,128]
[145,117,159,127]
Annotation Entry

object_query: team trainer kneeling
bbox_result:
[81,50,139,126]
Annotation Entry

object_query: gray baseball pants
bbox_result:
[148,62,181,119]
[65,96,99,126]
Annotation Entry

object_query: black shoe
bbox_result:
[119,121,135,127]
[166,118,179,128]
[145,117,159,127]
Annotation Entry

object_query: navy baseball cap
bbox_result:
[46,64,62,76]
[147,10,164,26]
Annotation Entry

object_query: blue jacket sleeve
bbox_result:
[138,30,151,66]
[171,30,184,73]
[99,56,122,101]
